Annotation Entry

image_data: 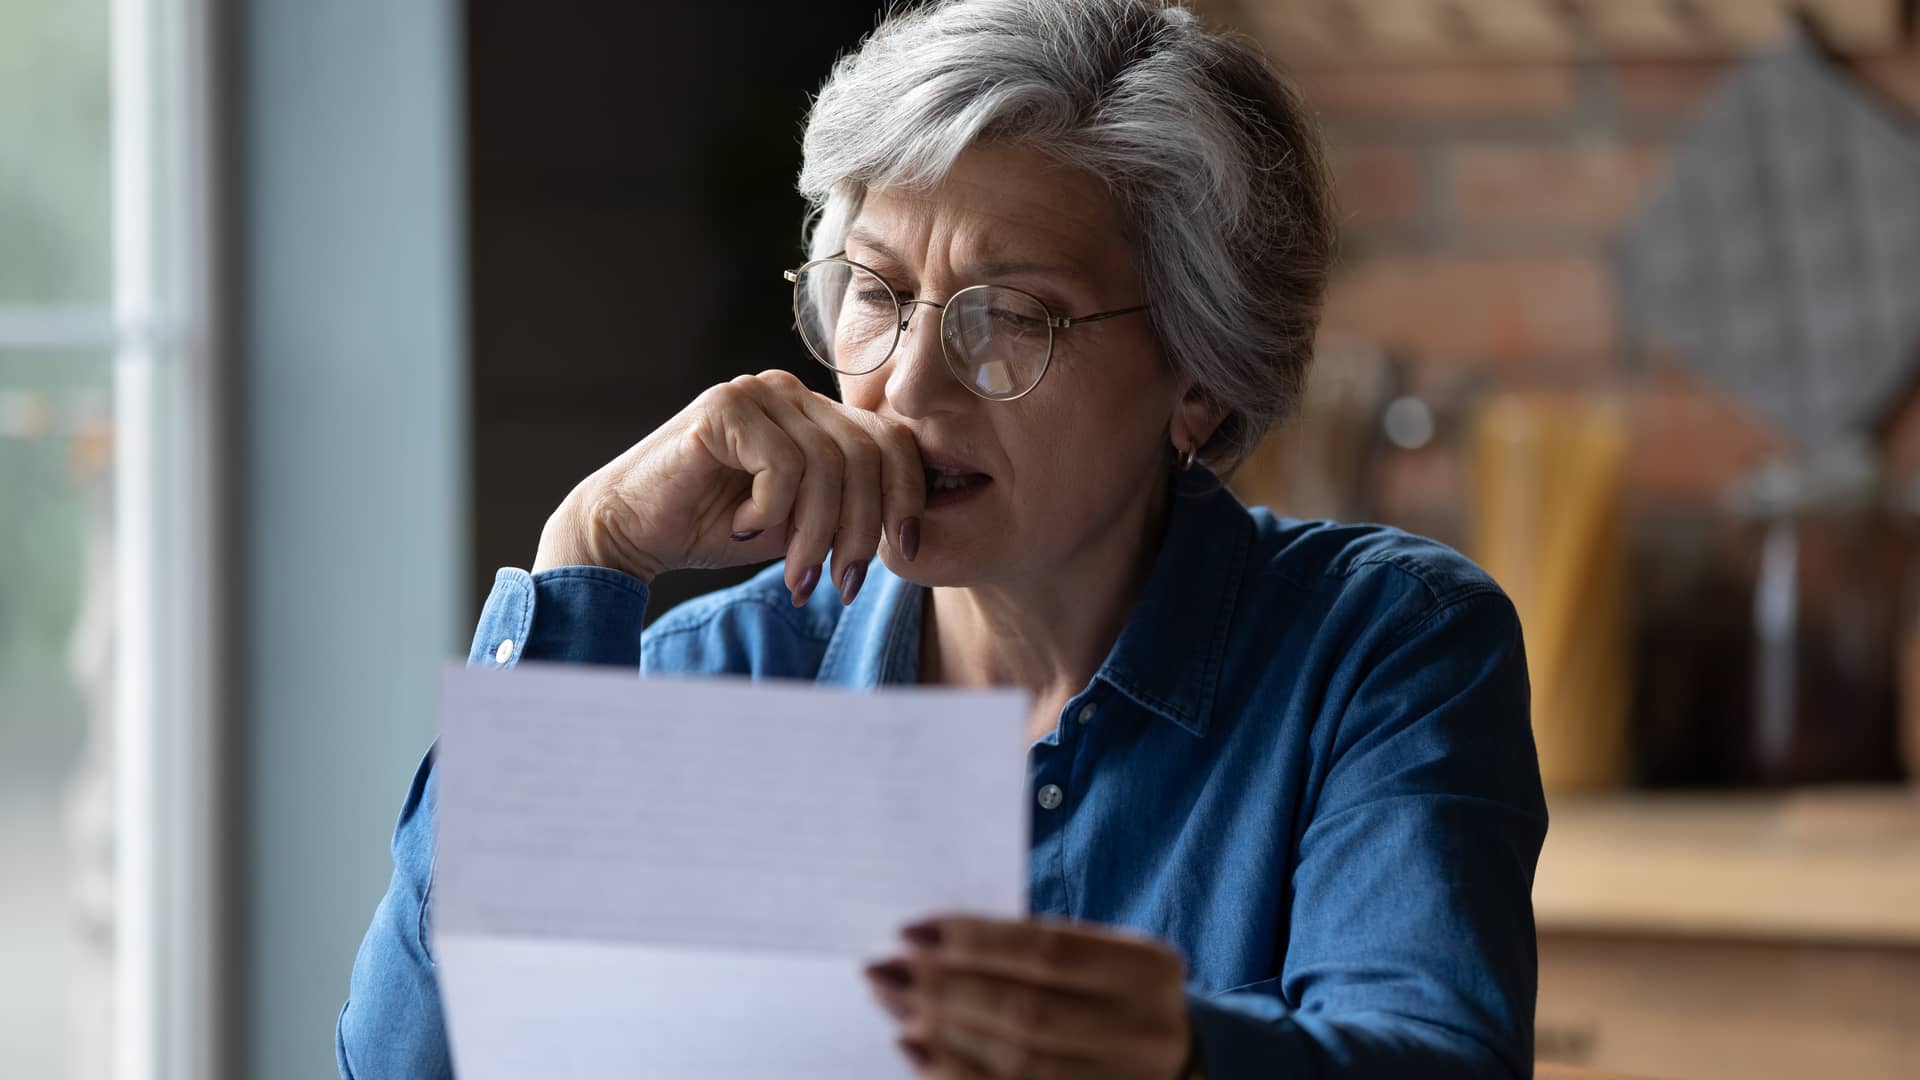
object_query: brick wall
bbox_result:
[1239,44,1920,541]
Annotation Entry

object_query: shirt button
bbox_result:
[1036,784,1064,811]
[1076,702,1096,725]
[494,639,514,664]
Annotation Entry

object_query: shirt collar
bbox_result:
[815,562,923,689]
[1090,468,1251,737]
[815,468,1251,738]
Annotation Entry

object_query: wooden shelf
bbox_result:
[1217,0,1909,64]
[1533,787,1920,945]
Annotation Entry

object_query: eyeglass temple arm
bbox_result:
[1052,303,1151,330]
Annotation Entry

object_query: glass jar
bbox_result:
[1732,450,1906,787]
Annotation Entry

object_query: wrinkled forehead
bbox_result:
[845,143,1135,284]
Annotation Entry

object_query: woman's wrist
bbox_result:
[531,499,593,575]
[532,489,661,584]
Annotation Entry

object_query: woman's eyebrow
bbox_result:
[844,227,906,266]
[969,253,1087,282]
[846,229,1087,287]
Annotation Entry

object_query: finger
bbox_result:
[927,1017,1109,1080]
[743,376,843,602]
[929,1018,1096,1080]
[905,916,1186,998]
[688,383,803,540]
[896,1035,938,1077]
[795,394,884,604]
[841,408,926,563]
[911,966,1123,1057]
[913,1033,999,1080]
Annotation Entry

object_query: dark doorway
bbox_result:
[465,1,883,619]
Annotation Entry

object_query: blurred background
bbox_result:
[1,1,1915,1079]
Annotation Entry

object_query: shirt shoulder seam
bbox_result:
[1327,549,1500,610]
[1377,582,1516,658]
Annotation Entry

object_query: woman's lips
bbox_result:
[924,471,992,509]
[918,447,992,509]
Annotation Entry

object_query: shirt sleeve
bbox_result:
[1184,591,1548,1080]
[465,565,653,669]
[337,565,653,1078]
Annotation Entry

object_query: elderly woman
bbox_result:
[339,1,1546,1077]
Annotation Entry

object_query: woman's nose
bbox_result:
[885,303,964,419]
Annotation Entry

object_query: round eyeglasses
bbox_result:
[783,254,1150,401]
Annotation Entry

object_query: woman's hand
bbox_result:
[534,369,925,605]
[865,915,1196,1080]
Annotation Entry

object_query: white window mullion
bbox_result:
[111,0,223,1078]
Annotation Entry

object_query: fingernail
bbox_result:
[901,921,942,949]
[729,529,764,543]
[792,564,821,607]
[899,516,921,562]
[898,1037,933,1066]
[864,959,914,990]
[838,560,867,606]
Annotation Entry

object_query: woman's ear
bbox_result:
[1171,382,1228,454]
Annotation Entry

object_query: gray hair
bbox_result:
[797,0,1336,470]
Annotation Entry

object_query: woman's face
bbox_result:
[837,142,1188,588]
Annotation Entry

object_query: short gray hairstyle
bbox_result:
[798,0,1335,470]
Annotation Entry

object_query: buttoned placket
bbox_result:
[1026,690,1100,917]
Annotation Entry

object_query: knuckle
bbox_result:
[767,435,804,472]
[1006,987,1051,1031]
[757,367,805,392]
[843,439,880,478]
[1034,932,1074,970]
[879,423,919,459]
[805,433,845,473]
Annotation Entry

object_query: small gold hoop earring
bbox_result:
[1176,446,1198,472]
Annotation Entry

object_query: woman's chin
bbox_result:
[878,544,992,589]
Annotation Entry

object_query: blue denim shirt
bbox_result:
[338,473,1547,1079]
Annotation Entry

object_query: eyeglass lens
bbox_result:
[792,259,1053,400]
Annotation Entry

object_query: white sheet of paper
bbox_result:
[432,661,1030,1080]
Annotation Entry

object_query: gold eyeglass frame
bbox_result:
[783,252,1151,402]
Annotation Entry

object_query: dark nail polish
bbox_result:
[865,959,914,990]
[898,1037,933,1066]
[729,529,764,543]
[792,564,821,607]
[839,560,867,606]
[901,921,942,949]
[898,517,921,562]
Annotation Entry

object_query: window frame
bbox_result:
[107,0,226,1077]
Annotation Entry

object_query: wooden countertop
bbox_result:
[1537,1066,1662,1080]
[1533,787,1920,945]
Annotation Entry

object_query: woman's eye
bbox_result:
[854,289,895,305]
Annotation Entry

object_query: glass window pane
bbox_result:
[0,349,113,1080]
[0,0,111,305]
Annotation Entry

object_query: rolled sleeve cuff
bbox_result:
[465,565,651,670]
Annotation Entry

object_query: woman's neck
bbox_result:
[920,472,1172,735]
